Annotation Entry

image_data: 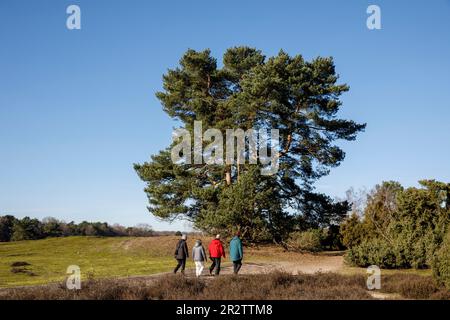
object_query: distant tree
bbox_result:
[11,217,44,241]
[340,213,367,248]
[344,187,368,217]
[132,223,153,236]
[0,215,17,242]
[62,221,80,236]
[364,181,403,241]
[42,217,64,237]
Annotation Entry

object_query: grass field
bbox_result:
[0,236,185,287]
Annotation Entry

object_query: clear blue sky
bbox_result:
[1,0,449,231]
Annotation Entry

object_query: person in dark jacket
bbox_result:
[229,231,243,274]
[208,234,225,276]
[174,234,188,274]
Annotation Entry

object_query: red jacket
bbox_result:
[209,239,226,258]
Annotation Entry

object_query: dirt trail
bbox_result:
[126,252,345,283]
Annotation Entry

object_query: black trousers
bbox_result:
[174,258,186,273]
[209,257,221,275]
[233,259,242,274]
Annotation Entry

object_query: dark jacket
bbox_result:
[174,239,188,259]
[208,239,225,258]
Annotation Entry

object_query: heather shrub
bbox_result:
[381,274,446,299]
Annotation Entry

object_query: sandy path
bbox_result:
[125,252,345,284]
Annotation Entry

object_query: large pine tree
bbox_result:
[134,47,365,243]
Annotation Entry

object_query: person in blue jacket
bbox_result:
[229,231,243,274]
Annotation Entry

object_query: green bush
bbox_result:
[287,230,324,252]
[343,180,450,272]
[345,238,401,268]
[433,229,450,289]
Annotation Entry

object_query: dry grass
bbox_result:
[0,272,377,300]
[381,274,450,300]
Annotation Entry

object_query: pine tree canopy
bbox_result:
[134,47,365,243]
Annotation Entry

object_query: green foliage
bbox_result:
[0,215,16,242]
[363,181,403,239]
[287,229,324,252]
[135,47,365,242]
[433,229,450,289]
[339,213,367,248]
[346,238,399,268]
[344,180,450,272]
[11,217,44,241]
[0,215,154,242]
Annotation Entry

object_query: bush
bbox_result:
[345,238,403,268]
[381,274,448,299]
[343,180,450,273]
[287,230,323,252]
[433,229,450,289]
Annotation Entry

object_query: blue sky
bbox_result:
[1,0,449,231]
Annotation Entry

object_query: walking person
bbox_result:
[229,231,243,274]
[208,234,225,276]
[192,239,207,277]
[173,234,188,274]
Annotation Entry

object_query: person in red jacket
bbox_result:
[208,234,225,276]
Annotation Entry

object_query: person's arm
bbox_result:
[184,242,189,258]
[174,241,179,256]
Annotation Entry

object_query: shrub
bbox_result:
[381,274,446,299]
[344,180,450,272]
[433,229,450,289]
[287,230,323,252]
[0,272,374,300]
[345,238,401,268]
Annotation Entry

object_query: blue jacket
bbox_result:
[229,236,243,261]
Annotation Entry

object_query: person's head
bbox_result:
[215,234,220,240]
[235,231,241,237]
[181,234,187,240]
[195,239,202,245]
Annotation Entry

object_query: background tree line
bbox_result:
[0,216,155,242]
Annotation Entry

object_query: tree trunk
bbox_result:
[225,168,231,186]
